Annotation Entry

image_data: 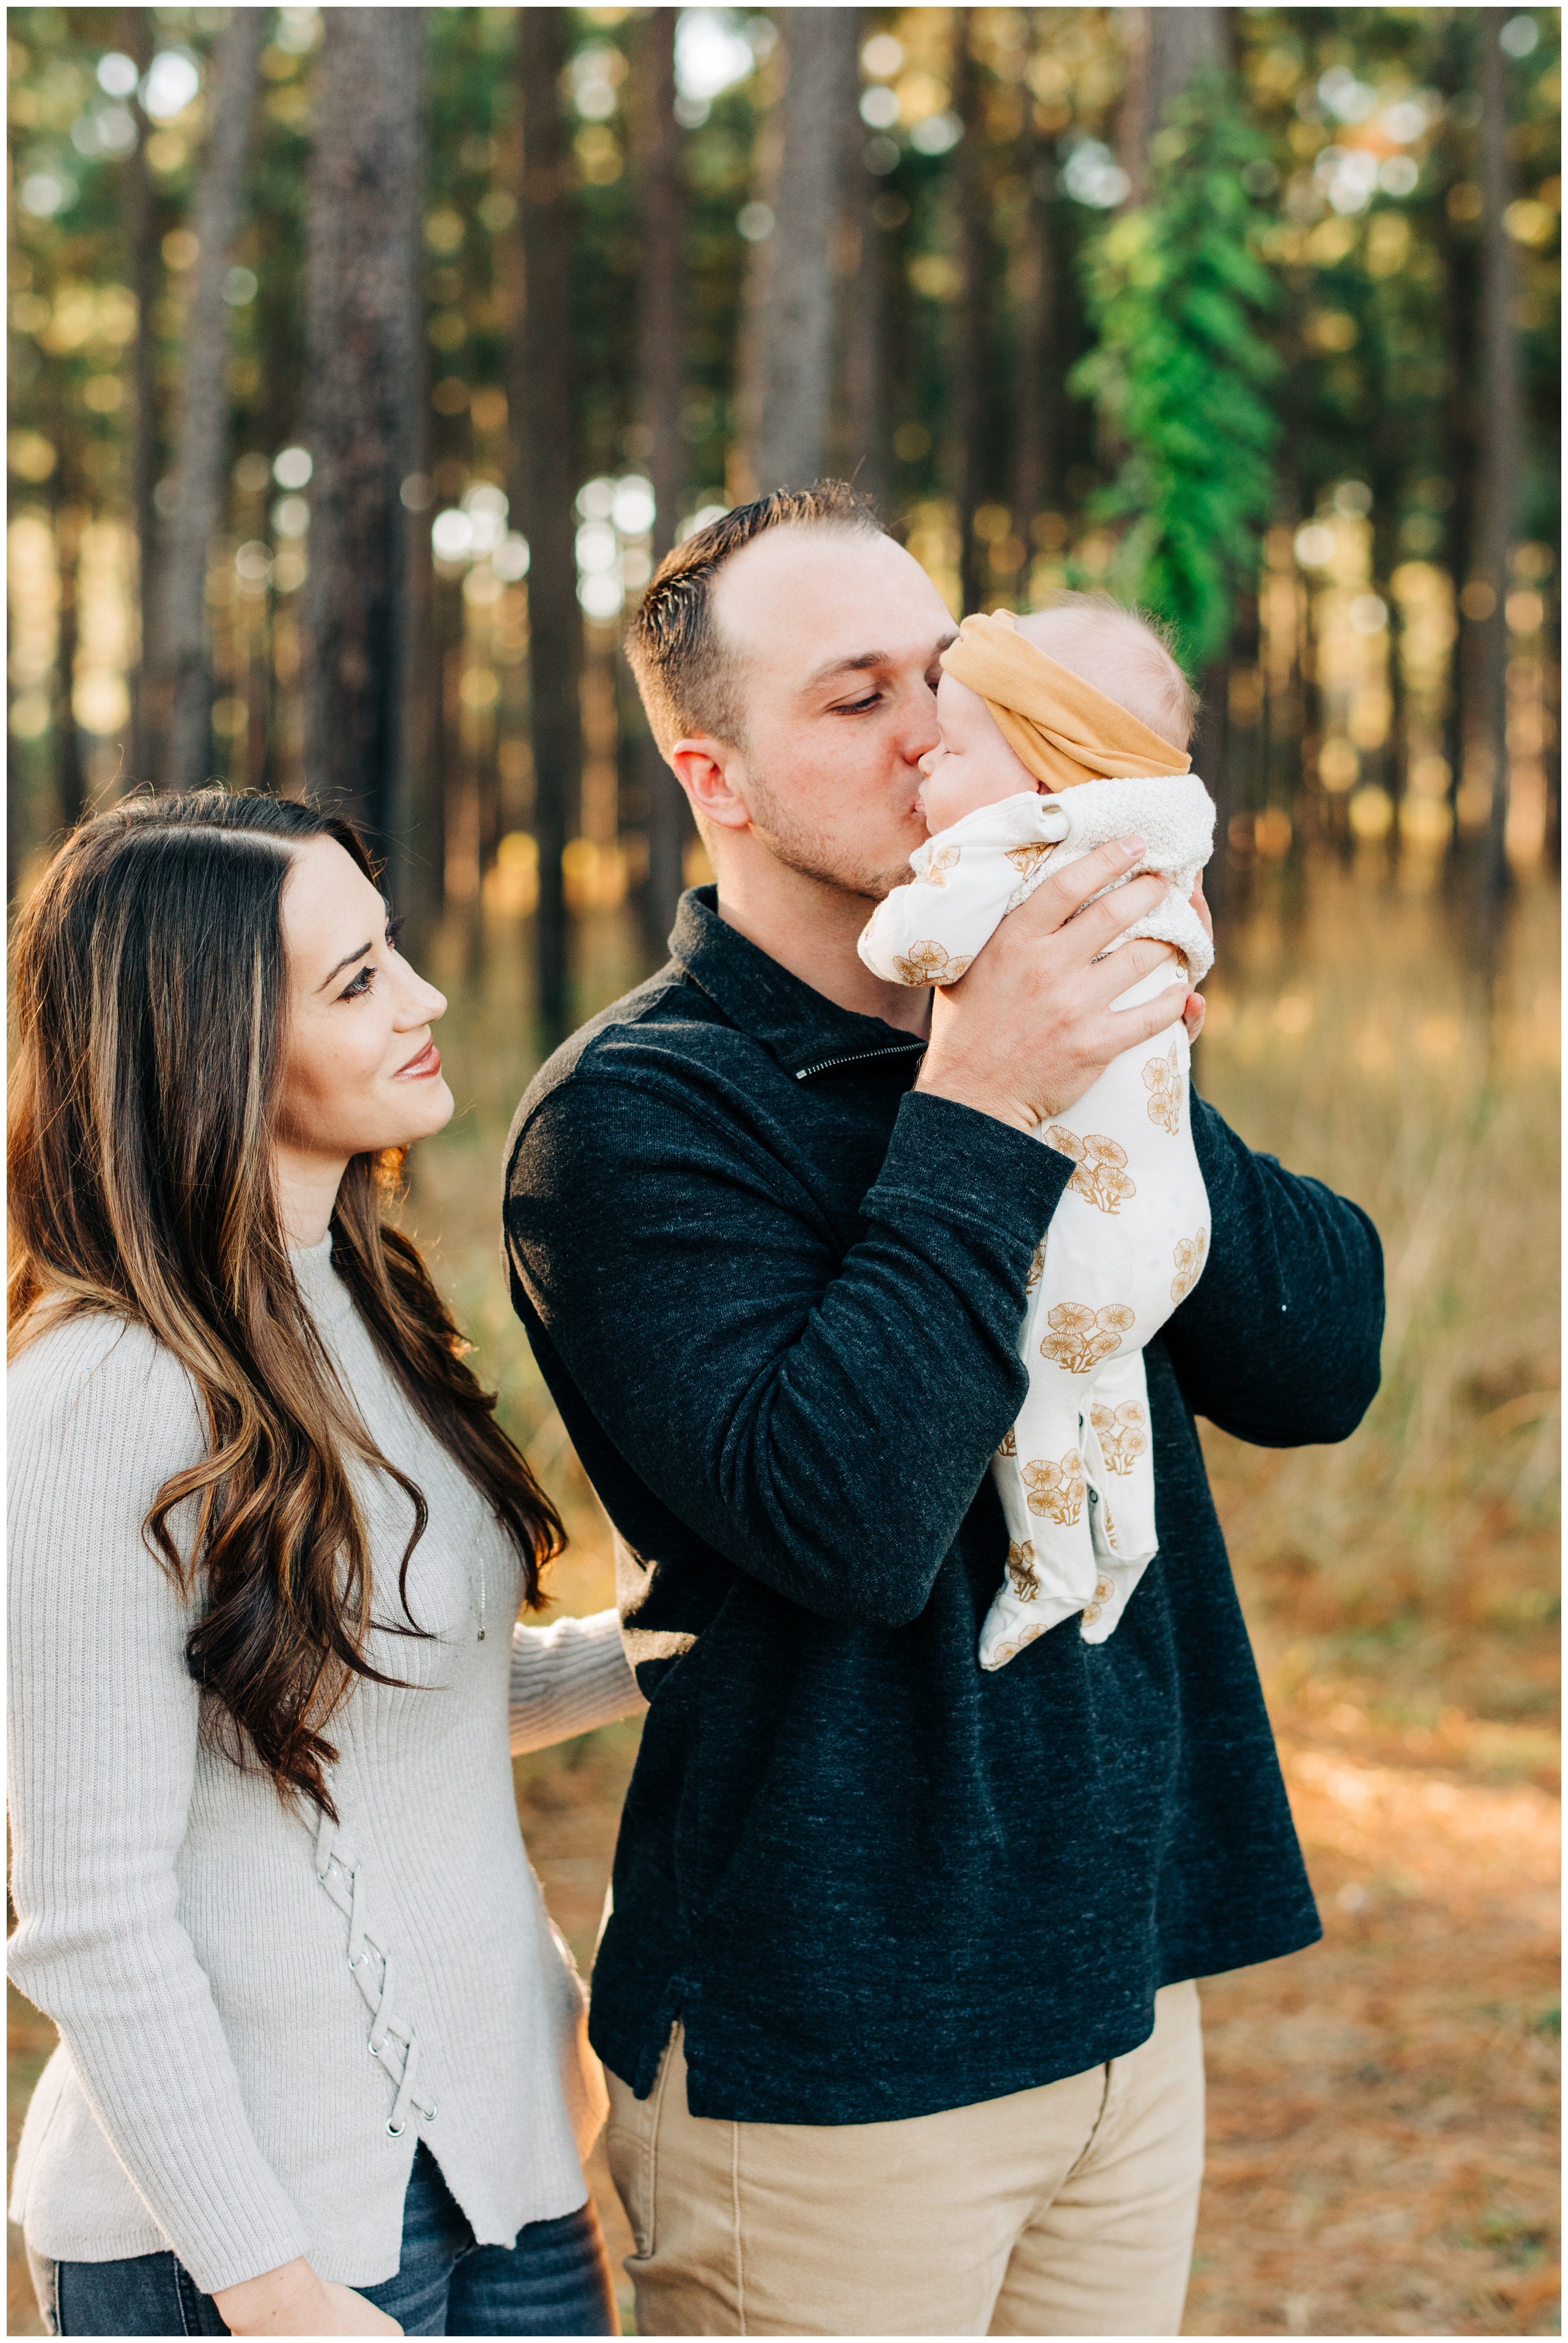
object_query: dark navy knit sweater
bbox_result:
[504,888,1383,2124]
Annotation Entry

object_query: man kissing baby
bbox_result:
[859,594,1217,1667]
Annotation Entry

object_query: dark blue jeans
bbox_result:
[40,2143,618,2336]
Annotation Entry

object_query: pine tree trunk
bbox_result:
[1196,659,1233,917]
[300,8,426,879]
[155,9,265,794]
[637,12,683,573]
[397,481,439,947]
[1370,465,1404,869]
[1474,18,1520,960]
[1543,585,1561,873]
[52,469,85,831]
[1010,86,1056,585]
[1224,584,1260,915]
[123,5,161,790]
[845,141,892,513]
[741,9,860,494]
[509,6,583,1047]
[1437,17,1479,870]
[635,6,690,957]
[1118,8,1232,202]
[432,569,465,922]
[1115,6,1235,915]
[952,12,988,619]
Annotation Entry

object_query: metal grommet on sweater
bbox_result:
[310,1808,439,2136]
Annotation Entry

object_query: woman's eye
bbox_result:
[386,916,406,952]
[339,965,376,1001]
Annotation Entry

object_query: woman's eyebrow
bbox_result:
[318,941,374,991]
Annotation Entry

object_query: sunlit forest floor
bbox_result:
[8,864,1558,2338]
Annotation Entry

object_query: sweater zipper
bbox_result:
[794,1041,927,1081]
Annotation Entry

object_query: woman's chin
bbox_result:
[386,1077,456,1149]
[417,1077,457,1138]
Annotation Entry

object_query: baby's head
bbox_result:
[916,594,1196,831]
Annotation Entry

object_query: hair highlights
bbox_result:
[9,790,563,1815]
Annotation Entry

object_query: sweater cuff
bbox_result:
[868,1090,1073,1254]
[509,1607,646,1757]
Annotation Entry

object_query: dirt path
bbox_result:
[1187,1717,1559,2337]
[8,1710,1555,2338]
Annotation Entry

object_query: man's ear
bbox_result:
[672,738,752,833]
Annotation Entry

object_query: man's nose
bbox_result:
[905,710,941,765]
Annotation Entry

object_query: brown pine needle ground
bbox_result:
[8,869,1557,2338]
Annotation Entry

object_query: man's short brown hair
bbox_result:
[625,480,885,759]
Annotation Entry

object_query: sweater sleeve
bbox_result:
[6,1318,313,2295]
[506,1074,1073,1628]
[508,1607,646,1755]
[1165,1094,1385,1446]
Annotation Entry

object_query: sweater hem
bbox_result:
[594,1909,1323,2125]
[17,2212,314,2293]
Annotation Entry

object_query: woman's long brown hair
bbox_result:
[9,790,564,1815]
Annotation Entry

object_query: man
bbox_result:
[504,484,1383,2336]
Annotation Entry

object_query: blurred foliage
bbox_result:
[1076,78,1282,676]
[4,4,1561,904]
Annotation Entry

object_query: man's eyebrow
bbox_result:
[803,650,891,690]
[803,633,959,693]
[318,941,374,991]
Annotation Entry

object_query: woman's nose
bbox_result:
[401,965,447,1026]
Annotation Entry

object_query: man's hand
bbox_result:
[213,2259,403,2335]
[915,836,1189,1133]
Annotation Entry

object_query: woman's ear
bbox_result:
[672,738,753,834]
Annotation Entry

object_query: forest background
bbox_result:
[5,4,1561,2335]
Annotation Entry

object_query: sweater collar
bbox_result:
[289,1228,357,1329]
[669,887,928,1084]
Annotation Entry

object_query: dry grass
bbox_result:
[1194,871,1559,1736]
[8,870,1557,2338]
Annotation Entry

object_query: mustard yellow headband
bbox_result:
[939,609,1191,791]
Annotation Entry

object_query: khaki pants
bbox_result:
[605,1979,1204,2337]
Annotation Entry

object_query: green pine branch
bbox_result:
[1071,81,1283,678]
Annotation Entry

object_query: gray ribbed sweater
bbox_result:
[7,1234,643,2293]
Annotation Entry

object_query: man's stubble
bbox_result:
[743,758,917,909]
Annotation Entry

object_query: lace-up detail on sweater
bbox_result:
[7,1251,641,2294]
[309,1809,439,2136]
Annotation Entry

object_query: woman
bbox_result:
[8,792,643,2337]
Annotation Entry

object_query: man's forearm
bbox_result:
[509,1085,1073,1623]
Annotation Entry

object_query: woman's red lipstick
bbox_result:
[394,1039,442,1080]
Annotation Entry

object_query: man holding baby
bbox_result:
[504,483,1384,2337]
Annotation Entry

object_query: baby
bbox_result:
[858,597,1216,1667]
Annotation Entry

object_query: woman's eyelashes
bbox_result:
[337,919,405,1003]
